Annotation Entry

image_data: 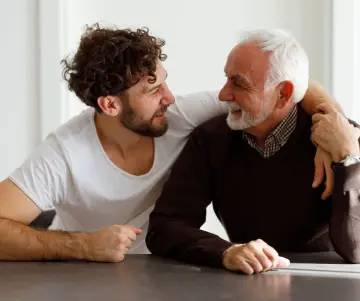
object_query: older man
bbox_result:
[146,29,360,274]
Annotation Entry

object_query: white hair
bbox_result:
[239,29,309,102]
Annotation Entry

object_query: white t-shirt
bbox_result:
[9,91,228,253]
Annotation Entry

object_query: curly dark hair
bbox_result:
[61,23,167,112]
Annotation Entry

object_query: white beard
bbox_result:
[226,98,273,131]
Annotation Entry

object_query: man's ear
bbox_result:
[276,81,294,109]
[97,96,121,116]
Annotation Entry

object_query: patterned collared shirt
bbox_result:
[243,106,298,158]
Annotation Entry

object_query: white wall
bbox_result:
[58,0,333,121]
[332,0,360,121]
[0,0,40,180]
[0,0,334,238]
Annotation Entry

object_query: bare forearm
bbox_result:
[0,218,89,261]
[301,80,344,115]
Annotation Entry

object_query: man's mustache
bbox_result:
[151,105,169,119]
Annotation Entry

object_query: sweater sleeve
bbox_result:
[146,127,232,268]
[330,157,360,263]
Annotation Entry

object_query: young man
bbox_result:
[0,25,339,262]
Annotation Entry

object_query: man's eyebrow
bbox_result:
[229,74,252,87]
[146,83,162,93]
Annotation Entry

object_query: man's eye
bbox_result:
[233,82,244,88]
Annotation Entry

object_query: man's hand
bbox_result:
[84,224,142,262]
[312,104,360,162]
[222,239,290,275]
[312,148,334,200]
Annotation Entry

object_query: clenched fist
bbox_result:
[222,239,290,275]
[84,224,142,262]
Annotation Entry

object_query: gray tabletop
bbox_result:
[1,252,360,301]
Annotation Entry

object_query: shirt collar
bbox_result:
[243,106,298,157]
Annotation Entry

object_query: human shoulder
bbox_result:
[187,114,234,151]
[53,107,95,141]
[195,114,230,137]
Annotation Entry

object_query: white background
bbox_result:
[0,0,358,237]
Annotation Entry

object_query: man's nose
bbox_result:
[219,81,234,102]
[162,87,175,105]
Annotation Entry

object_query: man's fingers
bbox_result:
[316,103,337,114]
[312,113,325,124]
[276,256,290,268]
[247,256,263,274]
[124,224,142,233]
[313,149,325,188]
[313,166,324,188]
[263,247,279,269]
[127,231,137,241]
[249,240,276,272]
[124,225,142,235]
[118,233,134,248]
[124,238,133,248]
[119,245,130,255]
[311,131,322,149]
[254,251,272,271]
[311,121,322,135]
[321,158,334,200]
[238,260,254,275]
[120,226,139,241]
[321,186,332,200]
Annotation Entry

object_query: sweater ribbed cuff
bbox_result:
[204,240,233,269]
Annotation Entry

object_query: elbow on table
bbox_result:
[330,220,360,263]
[145,232,156,254]
[145,227,166,256]
[332,236,360,263]
[339,248,360,264]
